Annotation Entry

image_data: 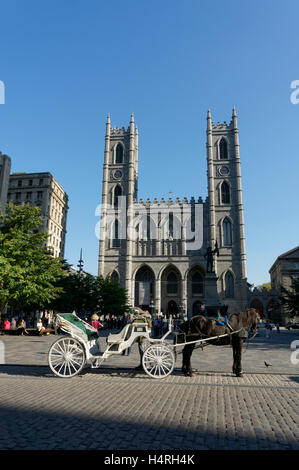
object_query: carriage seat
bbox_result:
[107,323,134,345]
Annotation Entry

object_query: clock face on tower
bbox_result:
[113,170,123,180]
[218,165,230,176]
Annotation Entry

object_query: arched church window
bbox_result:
[221,181,230,205]
[225,271,234,298]
[219,138,228,160]
[167,272,178,294]
[114,185,122,208]
[111,271,119,283]
[223,218,232,246]
[192,272,203,295]
[116,144,124,163]
[112,219,120,247]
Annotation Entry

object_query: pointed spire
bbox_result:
[231,106,238,129]
[130,112,135,123]
[105,114,111,139]
[207,109,212,131]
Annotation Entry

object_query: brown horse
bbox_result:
[180,308,260,377]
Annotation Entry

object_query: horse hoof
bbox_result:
[236,372,243,377]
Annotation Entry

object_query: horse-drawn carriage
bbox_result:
[48,312,176,379]
[48,308,260,379]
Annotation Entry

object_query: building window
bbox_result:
[17,180,22,188]
[37,191,43,200]
[223,218,232,246]
[39,179,44,186]
[15,192,21,201]
[225,272,234,298]
[192,272,204,295]
[111,271,119,283]
[115,144,123,164]
[167,272,178,295]
[221,181,230,204]
[219,138,228,160]
[26,192,32,200]
[28,179,33,186]
[114,185,122,208]
[112,219,120,247]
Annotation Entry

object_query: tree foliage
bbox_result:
[0,203,66,316]
[280,277,299,318]
[257,282,271,291]
[51,273,129,316]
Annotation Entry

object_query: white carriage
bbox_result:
[48,312,176,379]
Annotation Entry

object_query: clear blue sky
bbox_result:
[0,0,298,286]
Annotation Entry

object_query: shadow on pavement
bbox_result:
[0,402,297,450]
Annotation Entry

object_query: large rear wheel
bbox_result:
[48,337,86,378]
[142,344,175,379]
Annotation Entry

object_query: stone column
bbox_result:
[155,278,161,314]
[181,278,187,315]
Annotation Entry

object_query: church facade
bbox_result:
[98,109,248,316]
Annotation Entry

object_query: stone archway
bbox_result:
[134,266,155,311]
[160,265,182,315]
[187,265,205,315]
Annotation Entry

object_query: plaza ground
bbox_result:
[0,328,298,450]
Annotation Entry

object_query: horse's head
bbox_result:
[247,308,260,334]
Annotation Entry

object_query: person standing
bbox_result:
[265,320,272,339]
[276,323,280,334]
[88,314,103,331]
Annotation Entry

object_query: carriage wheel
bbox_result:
[142,344,175,379]
[48,337,86,378]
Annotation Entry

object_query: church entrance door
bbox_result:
[167,300,178,316]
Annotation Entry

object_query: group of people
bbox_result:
[0,315,51,336]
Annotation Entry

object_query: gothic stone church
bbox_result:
[98,109,248,317]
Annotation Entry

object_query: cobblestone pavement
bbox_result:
[0,328,298,450]
[0,366,298,450]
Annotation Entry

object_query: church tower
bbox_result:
[206,108,247,310]
[98,115,138,303]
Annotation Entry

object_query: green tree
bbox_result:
[95,276,129,316]
[51,272,129,317]
[280,277,299,318]
[257,282,271,291]
[0,203,66,318]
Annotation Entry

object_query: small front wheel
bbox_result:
[48,337,86,378]
[142,344,175,379]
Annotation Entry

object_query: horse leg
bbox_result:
[232,336,244,377]
[182,344,196,377]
